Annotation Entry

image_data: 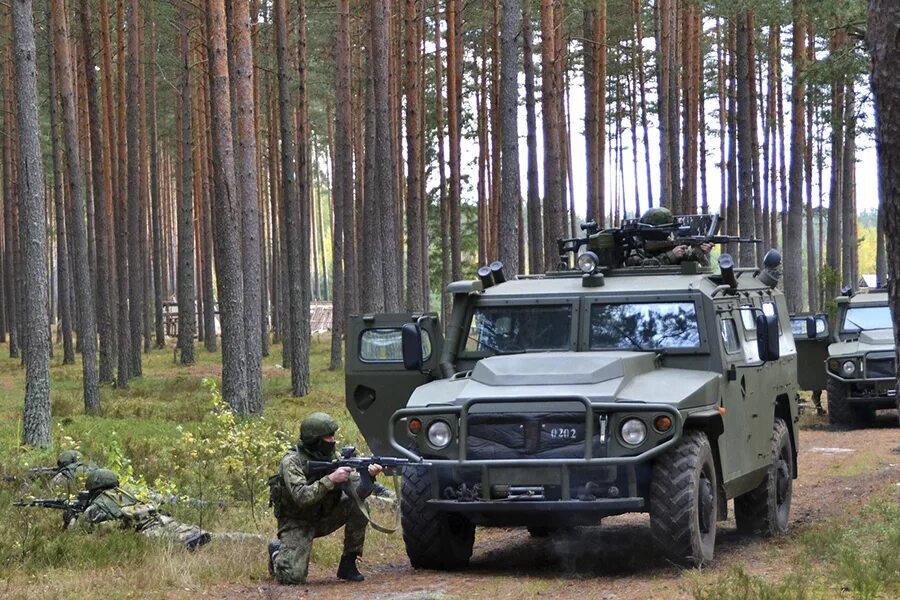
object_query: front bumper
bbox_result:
[389,397,681,505]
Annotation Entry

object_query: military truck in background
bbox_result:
[794,289,898,426]
[345,215,800,568]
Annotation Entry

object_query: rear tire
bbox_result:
[401,467,475,570]
[650,430,717,567]
[734,418,793,536]
[827,378,870,426]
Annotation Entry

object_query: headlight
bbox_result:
[620,418,647,447]
[576,251,599,274]
[426,420,452,448]
[841,360,857,377]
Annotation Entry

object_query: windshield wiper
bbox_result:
[844,317,865,332]
[467,334,522,356]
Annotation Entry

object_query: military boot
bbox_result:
[336,552,365,581]
[267,539,281,577]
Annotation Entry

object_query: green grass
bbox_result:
[689,493,900,600]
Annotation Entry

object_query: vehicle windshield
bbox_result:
[590,302,701,350]
[842,305,892,332]
[465,304,572,354]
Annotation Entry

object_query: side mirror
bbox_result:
[401,323,424,371]
[756,313,780,362]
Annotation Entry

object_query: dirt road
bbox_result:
[210,415,899,600]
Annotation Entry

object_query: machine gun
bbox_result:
[14,490,92,527]
[558,214,760,270]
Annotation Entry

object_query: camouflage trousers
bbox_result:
[273,495,368,585]
[138,514,207,546]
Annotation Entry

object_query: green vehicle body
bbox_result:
[346,257,800,567]
[793,290,898,424]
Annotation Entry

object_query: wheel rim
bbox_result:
[776,459,790,505]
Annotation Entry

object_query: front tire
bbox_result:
[401,467,475,570]
[650,430,717,567]
[827,377,872,426]
[734,418,793,536]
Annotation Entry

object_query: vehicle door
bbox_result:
[345,313,443,456]
[715,299,755,486]
[789,313,829,392]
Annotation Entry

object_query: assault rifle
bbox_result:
[14,490,92,527]
[306,446,429,479]
[2,466,61,483]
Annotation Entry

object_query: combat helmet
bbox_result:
[300,412,339,447]
[640,207,674,226]
[86,468,119,492]
[56,450,83,469]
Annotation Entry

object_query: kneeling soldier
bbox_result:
[268,412,382,584]
[77,468,211,550]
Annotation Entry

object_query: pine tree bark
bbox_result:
[47,20,74,366]
[826,32,845,299]
[206,0,249,412]
[841,84,857,290]
[522,0,542,272]
[405,0,425,308]
[14,0,51,446]
[331,0,351,369]
[295,0,312,396]
[274,0,308,396]
[805,25,816,309]
[498,0,521,274]
[146,21,164,350]
[232,0,263,413]
[446,0,462,281]
[177,7,196,366]
[868,0,900,405]
[125,0,143,376]
[540,0,563,268]
[371,0,401,311]
[736,12,756,266]
[80,0,114,381]
[51,0,99,410]
[784,0,806,312]
[2,51,18,359]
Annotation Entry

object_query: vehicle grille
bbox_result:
[466,411,604,460]
[865,354,895,379]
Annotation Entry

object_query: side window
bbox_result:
[720,319,741,354]
[359,328,432,362]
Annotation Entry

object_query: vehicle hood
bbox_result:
[829,328,897,357]
[408,352,719,410]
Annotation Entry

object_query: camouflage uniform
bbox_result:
[270,413,369,585]
[49,451,96,492]
[626,207,711,267]
[78,469,211,550]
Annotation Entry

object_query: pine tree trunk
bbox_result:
[841,84,857,290]
[2,49,18,359]
[125,0,144,376]
[805,25,816,309]
[14,0,51,447]
[232,0,263,413]
[177,7,196,366]
[80,0,114,381]
[274,0,308,396]
[726,21,738,243]
[736,13,756,266]
[593,2,607,224]
[295,0,312,397]
[826,31,845,299]
[405,0,425,308]
[447,0,462,281]
[540,0,563,268]
[434,0,450,315]
[145,22,164,350]
[47,21,74,366]
[206,0,249,412]
[522,0,542,272]
[868,0,900,404]
[498,0,521,274]
[331,0,351,367]
[52,0,99,410]
[784,0,806,312]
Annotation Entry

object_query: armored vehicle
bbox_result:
[346,215,799,568]
[793,289,898,426]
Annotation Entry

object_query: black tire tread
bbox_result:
[827,377,862,426]
[734,418,792,536]
[401,467,474,570]
[649,430,716,567]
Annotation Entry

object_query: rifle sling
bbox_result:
[344,474,400,535]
